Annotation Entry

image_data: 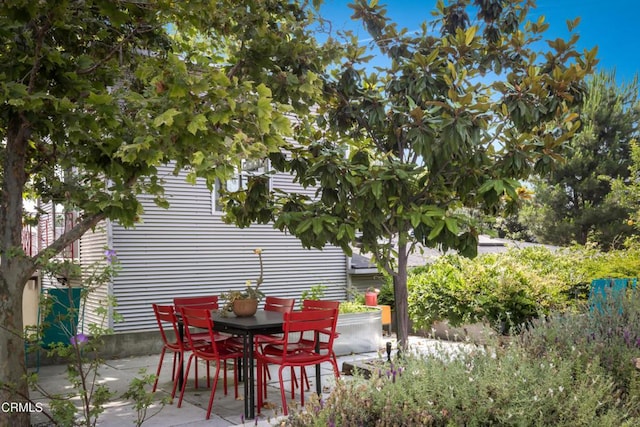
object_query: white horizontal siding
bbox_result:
[78,222,111,332]
[110,166,348,332]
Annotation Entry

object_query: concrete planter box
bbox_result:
[333,309,383,356]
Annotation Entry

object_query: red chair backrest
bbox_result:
[302,299,340,311]
[282,307,338,353]
[174,295,219,310]
[264,296,295,313]
[152,304,182,351]
[179,306,222,357]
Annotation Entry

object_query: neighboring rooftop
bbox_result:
[349,235,559,274]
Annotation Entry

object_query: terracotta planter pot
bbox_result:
[232,298,259,317]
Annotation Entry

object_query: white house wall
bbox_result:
[109,166,348,332]
[78,222,111,332]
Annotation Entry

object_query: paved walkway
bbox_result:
[30,335,469,426]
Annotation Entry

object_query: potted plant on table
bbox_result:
[221,248,265,317]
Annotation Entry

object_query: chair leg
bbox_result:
[205,362,221,420]
[152,347,167,392]
[292,366,299,390]
[263,363,268,399]
[233,357,239,399]
[223,359,228,395]
[331,351,340,377]
[300,366,306,407]
[194,356,199,389]
[170,352,183,400]
[178,355,195,408]
[330,351,340,378]
[278,366,289,416]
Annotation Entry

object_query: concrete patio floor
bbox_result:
[29,335,469,426]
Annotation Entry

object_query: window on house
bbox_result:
[212,158,270,213]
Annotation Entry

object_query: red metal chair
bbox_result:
[174,295,227,346]
[252,297,297,397]
[151,304,209,400]
[177,306,243,420]
[263,296,296,313]
[255,306,339,416]
[299,299,341,378]
[173,295,219,310]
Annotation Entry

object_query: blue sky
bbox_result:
[319,0,639,84]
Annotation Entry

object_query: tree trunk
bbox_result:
[394,239,409,351]
[0,269,31,427]
[0,116,33,426]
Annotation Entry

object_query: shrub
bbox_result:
[519,288,640,399]
[285,341,638,426]
[376,278,395,308]
[408,247,577,333]
[285,295,640,425]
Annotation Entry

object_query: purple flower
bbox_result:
[70,333,89,346]
[104,249,117,263]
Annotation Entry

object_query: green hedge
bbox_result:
[407,243,640,334]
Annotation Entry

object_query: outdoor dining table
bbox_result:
[178,309,323,420]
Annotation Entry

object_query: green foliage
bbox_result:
[36,256,121,427]
[521,70,640,249]
[121,368,169,427]
[287,292,640,425]
[23,252,167,426]
[407,243,640,334]
[1,0,342,407]
[571,239,640,281]
[339,300,378,314]
[300,284,327,303]
[223,0,597,348]
[376,278,395,308]
[286,335,638,426]
[610,141,640,227]
[408,246,590,333]
[299,283,375,313]
[519,288,640,400]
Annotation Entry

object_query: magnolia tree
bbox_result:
[224,0,597,348]
[0,1,338,425]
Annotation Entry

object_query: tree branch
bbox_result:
[33,211,107,269]
[77,24,159,75]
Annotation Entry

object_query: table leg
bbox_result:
[242,332,250,419]
[315,335,321,396]
[248,331,255,420]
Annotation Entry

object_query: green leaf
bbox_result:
[444,217,459,234]
[87,92,112,105]
[410,212,421,228]
[153,108,181,127]
[428,221,445,240]
[465,26,476,46]
[187,114,208,135]
[296,218,313,234]
[371,181,382,199]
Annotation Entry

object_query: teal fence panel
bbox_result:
[41,287,82,347]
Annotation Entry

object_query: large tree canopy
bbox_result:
[224,0,597,347]
[521,70,640,248]
[0,1,338,424]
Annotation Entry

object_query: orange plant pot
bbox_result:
[232,298,259,317]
